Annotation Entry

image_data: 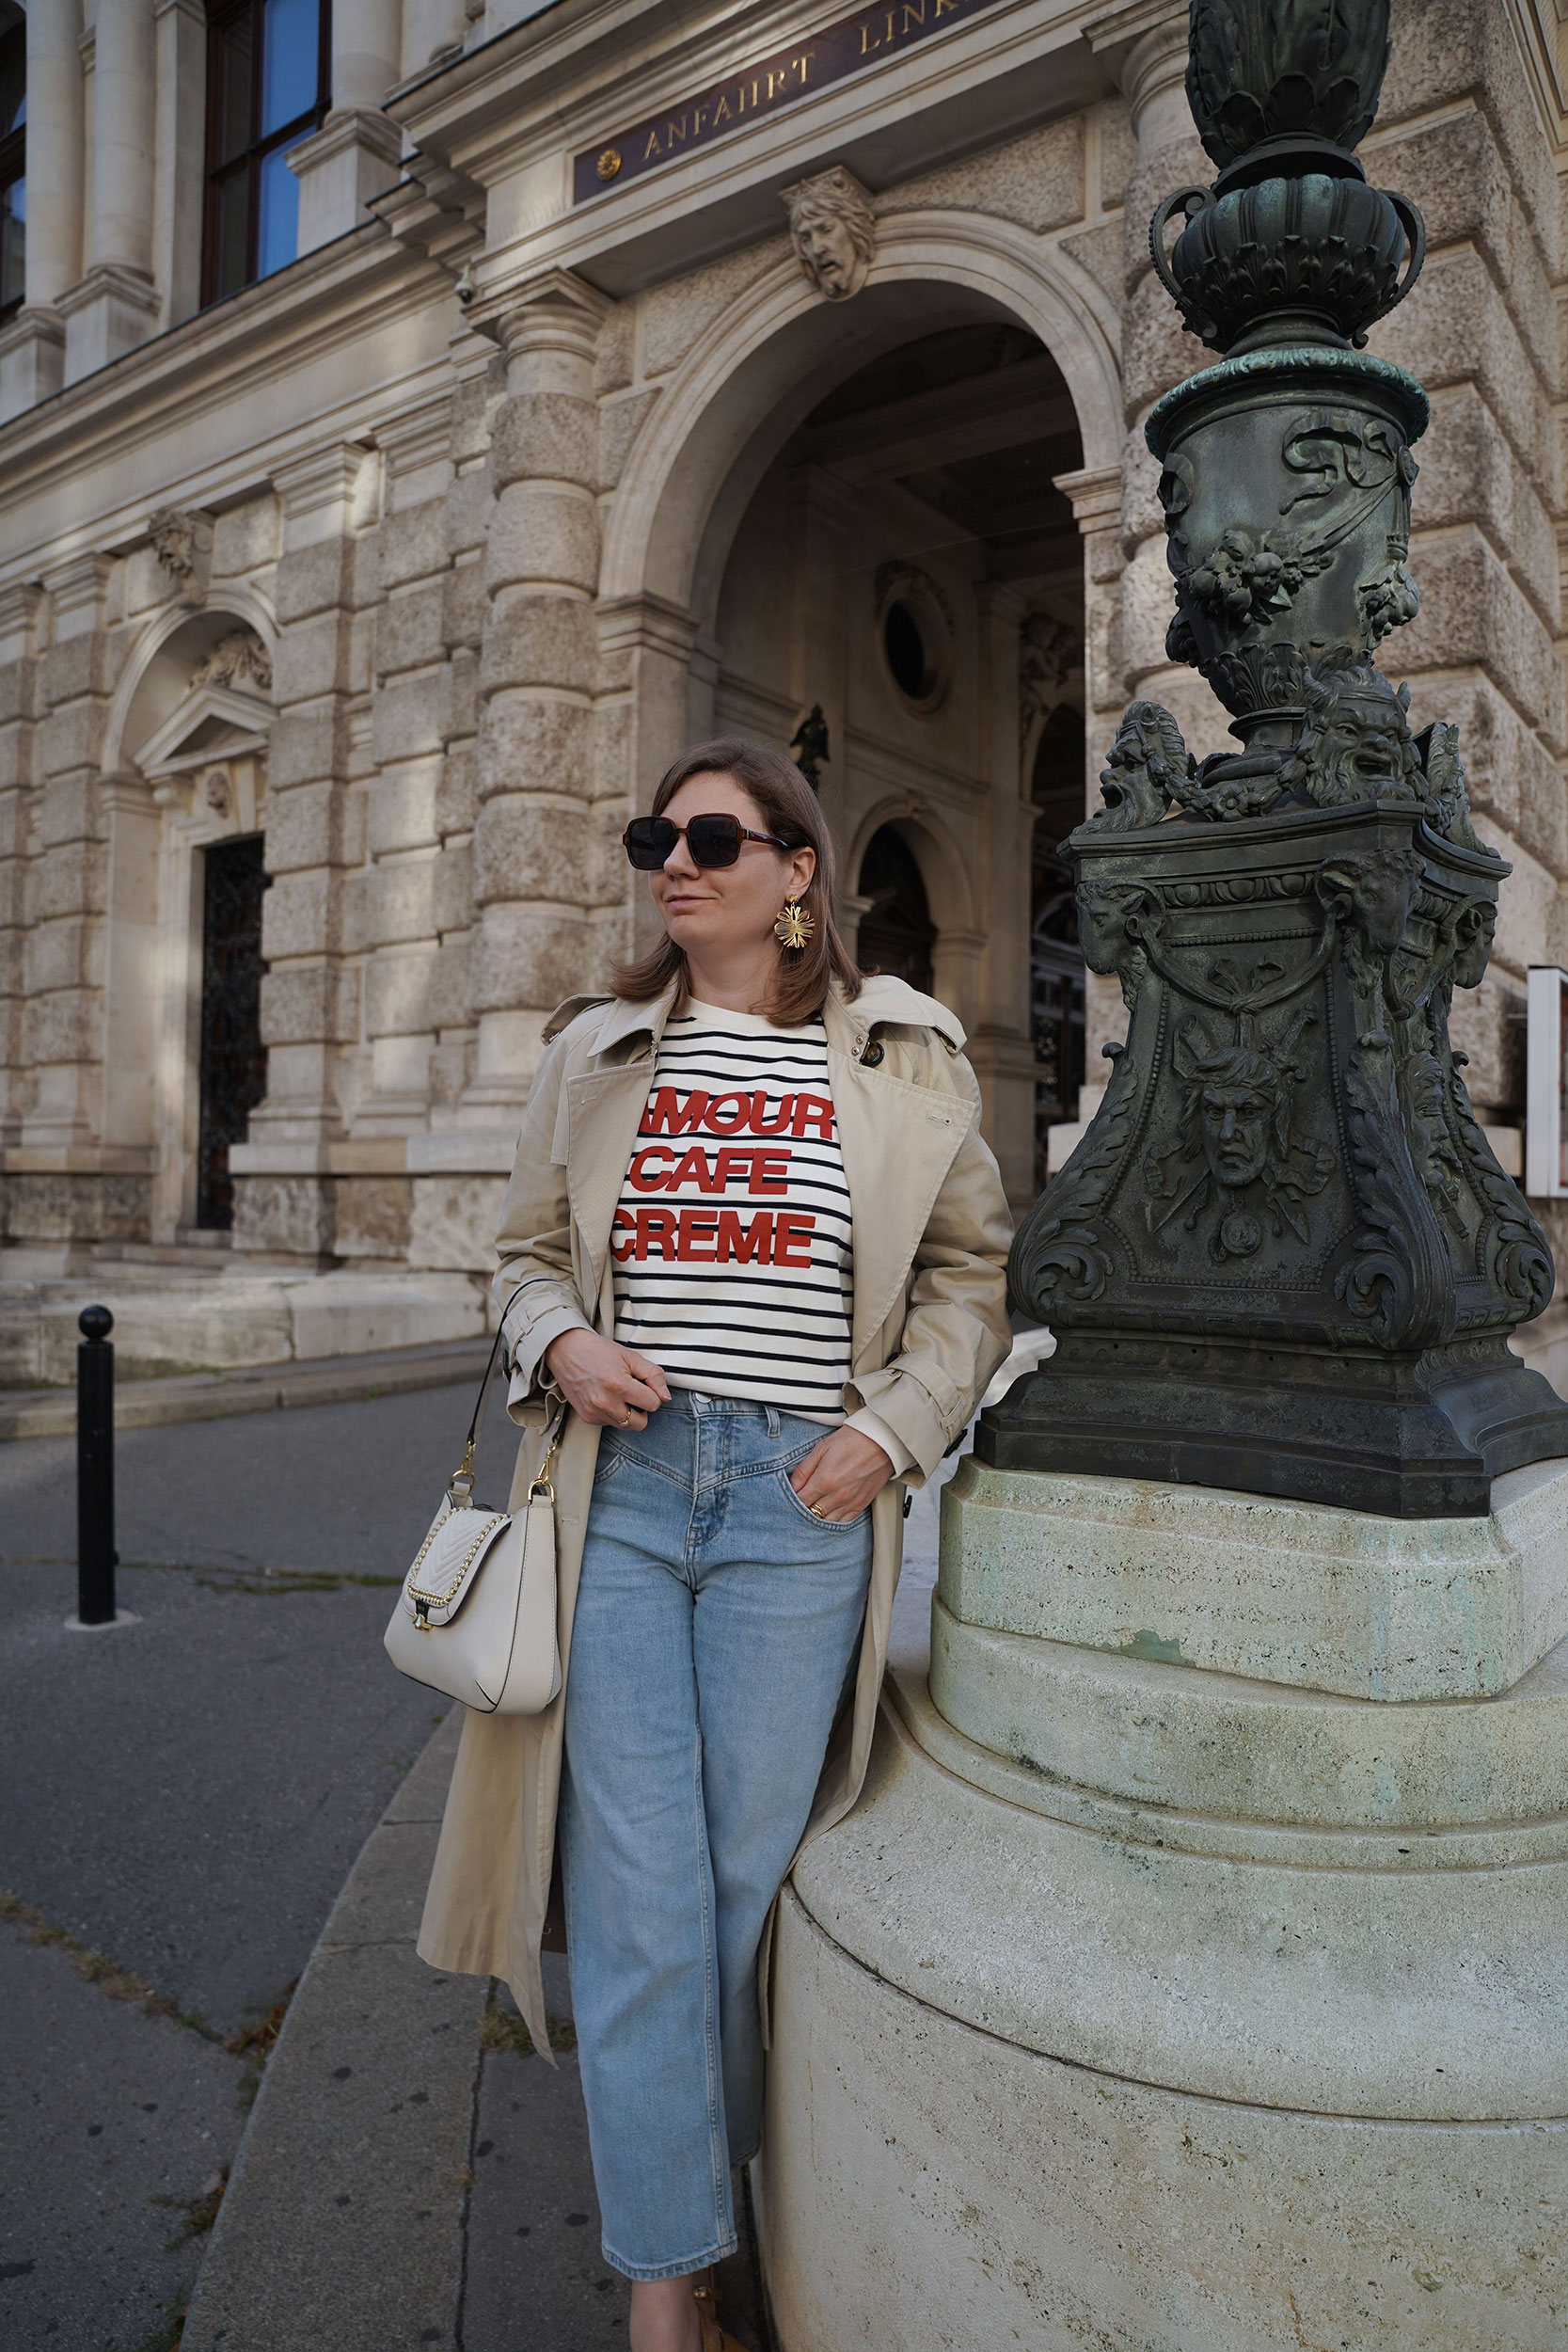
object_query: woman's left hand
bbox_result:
[789,1427,895,1523]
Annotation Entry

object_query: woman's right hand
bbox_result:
[544,1328,671,1429]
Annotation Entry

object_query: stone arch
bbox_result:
[600,210,1121,631]
[847,795,977,944]
[103,583,277,777]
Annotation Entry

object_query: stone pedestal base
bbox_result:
[759,1464,1568,2349]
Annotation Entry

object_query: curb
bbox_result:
[180,1710,483,2351]
[0,1336,494,1441]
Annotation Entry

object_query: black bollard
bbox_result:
[76,1305,116,1628]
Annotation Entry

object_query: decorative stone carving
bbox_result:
[982,0,1568,1518]
[190,628,273,696]
[790,705,831,790]
[149,507,201,580]
[780,167,876,302]
[1018,613,1077,750]
[204,769,232,815]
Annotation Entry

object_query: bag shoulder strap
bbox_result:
[448,1322,566,1507]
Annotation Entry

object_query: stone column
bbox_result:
[290,0,403,256]
[0,0,82,419]
[230,446,369,1260]
[460,270,616,1122]
[150,0,205,329]
[60,0,160,382]
[400,0,464,74]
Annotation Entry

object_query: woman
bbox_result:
[419,739,1011,2351]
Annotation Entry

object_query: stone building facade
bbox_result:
[2,0,1567,1298]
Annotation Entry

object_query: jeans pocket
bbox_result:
[592,1435,626,1486]
[776,1467,870,1532]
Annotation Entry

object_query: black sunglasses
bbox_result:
[622,813,797,871]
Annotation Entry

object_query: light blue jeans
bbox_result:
[560,1389,875,2281]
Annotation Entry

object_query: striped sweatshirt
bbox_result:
[610,1001,854,1418]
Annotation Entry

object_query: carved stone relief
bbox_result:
[190,628,273,696]
[780,167,876,301]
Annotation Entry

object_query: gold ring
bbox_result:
[809,1502,827,1518]
[622,1410,635,1426]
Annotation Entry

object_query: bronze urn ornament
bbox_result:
[984,0,1568,1516]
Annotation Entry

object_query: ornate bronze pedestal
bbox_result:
[982,0,1568,1514]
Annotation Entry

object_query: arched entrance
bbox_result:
[599,222,1116,1206]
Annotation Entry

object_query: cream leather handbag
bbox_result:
[384,1327,564,1716]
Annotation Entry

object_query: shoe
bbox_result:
[692,2280,747,2352]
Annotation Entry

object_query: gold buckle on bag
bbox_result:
[528,1433,560,1504]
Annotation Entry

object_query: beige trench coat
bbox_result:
[416,973,1013,2055]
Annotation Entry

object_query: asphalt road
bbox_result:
[0,1378,499,2352]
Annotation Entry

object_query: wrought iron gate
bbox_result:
[196,834,269,1229]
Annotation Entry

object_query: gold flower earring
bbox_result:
[774,898,815,950]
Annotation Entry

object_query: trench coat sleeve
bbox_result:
[844,1053,1013,1479]
[491,1026,594,1418]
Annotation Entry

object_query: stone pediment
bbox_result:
[134,680,274,779]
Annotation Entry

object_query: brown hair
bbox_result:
[610,738,863,1026]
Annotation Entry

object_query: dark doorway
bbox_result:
[1030,706,1087,1190]
[857,826,936,993]
[197,834,270,1229]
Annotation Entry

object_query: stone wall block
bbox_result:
[364,943,439,1039]
[40,631,114,706]
[442,560,487,654]
[261,870,341,959]
[38,773,103,847]
[358,855,438,948]
[477,694,594,803]
[450,647,479,740]
[1115,538,1179,692]
[379,500,450,590]
[266,708,349,791]
[886,115,1086,234]
[263,780,356,872]
[468,902,603,1015]
[1399,533,1565,749]
[0,853,23,924]
[0,725,30,793]
[598,389,662,494]
[409,1173,506,1272]
[432,839,473,934]
[1371,108,1511,287]
[594,302,636,397]
[488,393,597,493]
[367,761,440,857]
[470,798,622,910]
[1415,387,1559,628]
[0,1171,150,1246]
[32,841,107,920]
[592,697,633,802]
[1121,271,1211,421]
[259,961,359,1045]
[436,741,477,838]
[429,936,472,1029]
[1380,0,1558,270]
[446,469,489,558]
[0,660,38,728]
[233,1173,335,1257]
[332,1175,413,1260]
[38,701,106,777]
[0,924,22,992]
[1371,256,1549,482]
[274,538,354,624]
[480,596,597,695]
[484,485,600,596]
[376,580,450,680]
[1448,966,1526,1120]
[212,498,280,576]
[23,916,100,995]
[641,241,784,379]
[22,987,99,1063]
[274,616,353,704]
[370,668,450,764]
[0,787,23,859]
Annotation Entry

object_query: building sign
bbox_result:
[574,0,1007,204]
[1526,965,1568,1198]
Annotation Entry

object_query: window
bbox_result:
[0,6,24,327]
[202,0,330,307]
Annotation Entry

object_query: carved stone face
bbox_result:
[793,210,867,300]
[1199,1079,1274,1187]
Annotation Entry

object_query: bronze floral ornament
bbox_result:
[984,0,1568,1517]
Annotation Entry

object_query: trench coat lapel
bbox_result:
[824,1011,974,1371]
